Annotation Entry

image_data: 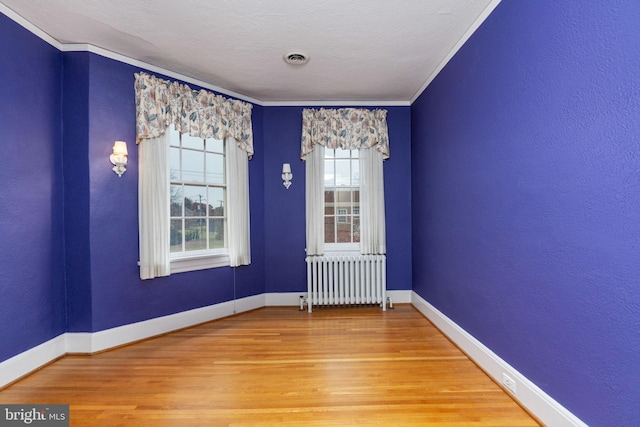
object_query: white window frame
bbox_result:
[324,148,360,253]
[168,127,230,272]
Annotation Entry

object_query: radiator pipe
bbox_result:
[387,297,394,309]
[299,295,307,311]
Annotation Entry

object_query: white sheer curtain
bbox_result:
[359,147,386,254]
[138,132,171,280]
[305,145,325,255]
[226,137,251,266]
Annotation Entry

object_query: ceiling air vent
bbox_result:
[283,51,309,65]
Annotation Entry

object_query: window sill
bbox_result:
[324,243,360,253]
[170,252,230,273]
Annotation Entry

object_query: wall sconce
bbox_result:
[110,140,128,177]
[282,163,292,189]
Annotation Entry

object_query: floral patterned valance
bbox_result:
[300,108,389,160]
[135,72,253,157]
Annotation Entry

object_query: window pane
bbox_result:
[206,152,225,184]
[184,219,206,251]
[184,185,206,217]
[324,190,335,214]
[169,146,180,180]
[322,148,360,245]
[324,216,335,243]
[169,131,229,258]
[352,159,360,186]
[170,219,183,253]
[209,218,225,249]
[353,217,360,243]
[324,190,335,203]
[182,149,204,182]
[206,138,224,153]
[182,133,204,150]
[324,160,335,186]
[337,221,351,243]
[335,148,350,158]
[170,185,183,216]
[337,208,348,223]
[208,187,225,216]
[336,188,351,203]
[335,159,351,186]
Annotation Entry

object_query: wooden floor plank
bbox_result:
[0,305,539,426]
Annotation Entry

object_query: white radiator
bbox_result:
[305,254,387,312]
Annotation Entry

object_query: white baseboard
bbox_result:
[264,289,413,307]
[265,292,306,307]
[1,294,264,388]
[387,289,413,304]
[411,292,588,427]
[0,334,67,388]
[74,294,265,354]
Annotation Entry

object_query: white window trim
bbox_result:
[324,242,360,253]
[170,251,230,273]
[168,130,229,272]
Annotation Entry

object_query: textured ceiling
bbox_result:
[0,0,499,104]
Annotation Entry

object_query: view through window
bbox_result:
[169,127,227,255]
[324,148,360,246]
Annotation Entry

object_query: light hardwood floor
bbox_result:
[0,305,540,426]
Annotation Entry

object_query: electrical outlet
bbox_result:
[502,373,517,394]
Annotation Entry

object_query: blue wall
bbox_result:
[0,14,65,360]
[72,53,267,332]
[262,106,412,294]
[411,1,640,426]
[63,52,92,332]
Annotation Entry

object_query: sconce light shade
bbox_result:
[113,140,128,156]
[110,140,128,177]
[282,163,292,189]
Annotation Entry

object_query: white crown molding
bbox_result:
[0,2,62,49]
[411,291,588,427]
[1,6,415,107]
[261,100,411,107]
[61,46,412,107]
[409,0,503,104]
[0,10,411,108]
[59,43,413,107]
[61,44,264,105]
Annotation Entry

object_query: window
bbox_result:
[301,108,388,258]
[136,72,252,280]
[324,148,360,250]
[168,126,229,271]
